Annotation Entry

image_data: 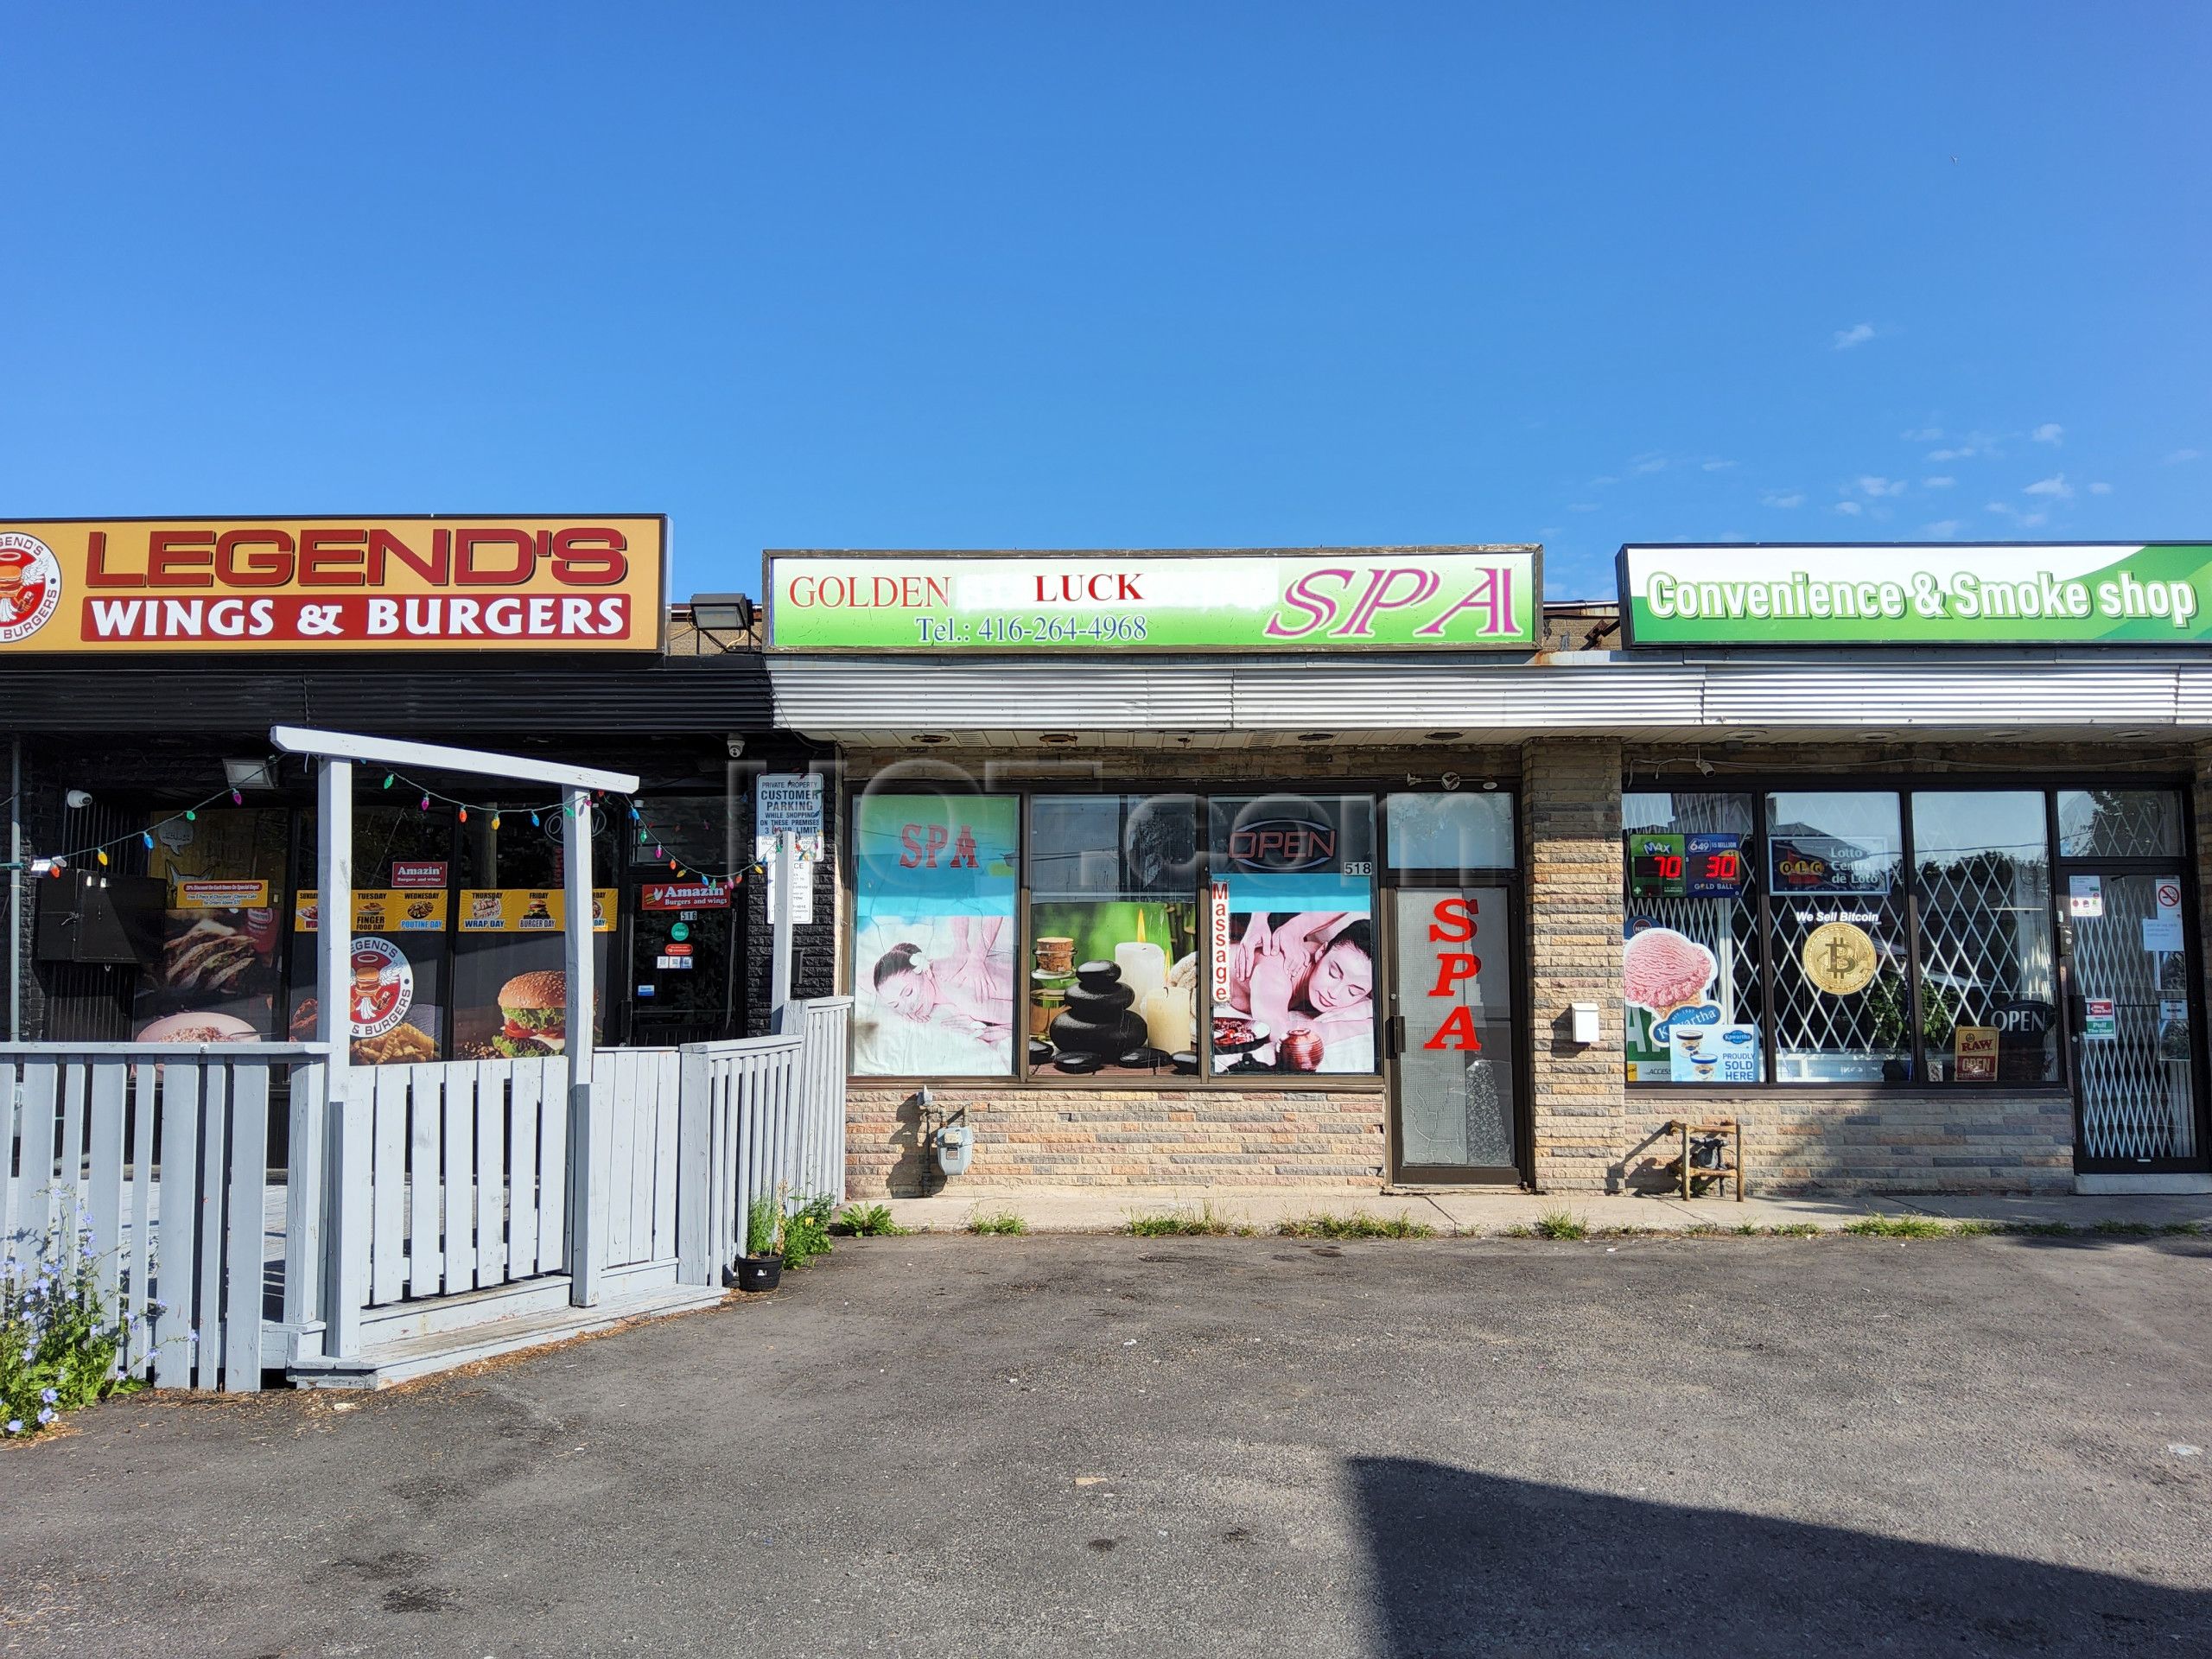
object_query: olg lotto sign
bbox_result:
[1619,544,2212,646]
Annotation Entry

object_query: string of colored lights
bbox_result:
[21,762,784,893]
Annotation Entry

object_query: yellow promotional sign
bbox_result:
[295,890,451,933]
[457,889,617,933]
[0,517,664,652]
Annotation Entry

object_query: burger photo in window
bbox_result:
[494,969,594,1057]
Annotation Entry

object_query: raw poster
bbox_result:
[851,794,1020,1076]
[755,772,823,925]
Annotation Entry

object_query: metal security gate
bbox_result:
[2062,862,2208,1172]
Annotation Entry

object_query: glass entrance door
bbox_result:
[1389,887,1521,1181]
[2063,867,2206,1171]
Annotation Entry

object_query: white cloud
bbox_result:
[1923,476,1955,489]
[1833,322,1876,350]
[2022,512,2048,528]
[2024,474,2073,500]
[1922,520,1963,539]
[1902,426,1943,442]
[2088,481,2113,495]
[1631,453,1668,474]
[1762,492,1805,509]
[1586,474,1618,488]
[1858,476,1907,497]
[1834,500,1865,516]
[2167,448,2201,465]
[1701,459,1738,472]
[1987,502,2050,529]
[1927,447,1977,461]
[2031,423,2063,445]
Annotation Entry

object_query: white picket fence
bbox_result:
[0,1043,330,1393]
[2,999,852,1394]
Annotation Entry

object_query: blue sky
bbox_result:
[3,3,2207,601]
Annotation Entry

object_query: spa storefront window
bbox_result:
[1027,796,1200,1077]
[851,791,1021,1077]
[1624,785,2099,1089]
[848,786,1391,1083]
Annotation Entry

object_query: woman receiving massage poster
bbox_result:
[1210,797,1378,1075]
[851,791,1021,1077]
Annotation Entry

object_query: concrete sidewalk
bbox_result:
[879,1183,2212,1235]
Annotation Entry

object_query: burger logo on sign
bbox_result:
[347,938,414,1039]
[0,533,63,644]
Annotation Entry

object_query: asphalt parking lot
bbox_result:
[6,1231,2212,1657]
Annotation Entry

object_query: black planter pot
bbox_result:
[734,1255,784,1293]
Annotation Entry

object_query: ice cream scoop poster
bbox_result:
[852,793,1020,1077]
[1622,920,1761,1083]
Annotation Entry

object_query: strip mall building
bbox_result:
[763,542,2212,1198]
[6,523,2209,1199]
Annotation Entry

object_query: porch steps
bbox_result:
[289,1281,728,1390]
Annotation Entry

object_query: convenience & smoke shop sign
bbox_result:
[1618,543,2212,646]
[0,517,666,652]
[765,549,1538,652]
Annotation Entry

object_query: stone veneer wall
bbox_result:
[1521,737,1626,1193]
[847,1085,1386,1196]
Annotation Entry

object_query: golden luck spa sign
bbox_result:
[0,517,666,652]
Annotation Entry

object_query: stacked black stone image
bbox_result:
[1047,959,1151,1067]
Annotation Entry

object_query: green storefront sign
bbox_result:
[1619,543,2212,645]
[765,549,1539,652]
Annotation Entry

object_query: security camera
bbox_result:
[1440,772,1461,791]
[65,789,92,810]
[725,735,747,760]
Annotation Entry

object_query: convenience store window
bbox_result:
[1622,785,2075,1089]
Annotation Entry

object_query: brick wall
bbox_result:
[1522,737,1626,1192]
[847,1084,1386,1196]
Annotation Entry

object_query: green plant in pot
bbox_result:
[737,1195,785,1292]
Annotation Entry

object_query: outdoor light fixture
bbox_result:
[1425,730,1463,741]
[222,758,274,791]
[688,593,754,632]
[1038,733,1078,745]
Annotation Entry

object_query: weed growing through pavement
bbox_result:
[1843,1215,1958,1239]
[968,1210,1029,1236]
[1125,1203,1254,1237]
[1531,1210,1588,1241]
[1276,1212,1436,1240]
[836,1203,907,1237]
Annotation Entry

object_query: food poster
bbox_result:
[457,888,616,932]
[850,793,1020,1077]
[1623,918,1763,1084]
[1207,797,1377,1075]
[286,892,448,1064]
[133,808,289,1042]
[1027,901,1199,1077]
[451,931,613,1059]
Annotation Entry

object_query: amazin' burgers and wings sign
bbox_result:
[0,517,664,652]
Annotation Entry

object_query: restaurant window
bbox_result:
[136,806,289,1042]
[1621,792,1763,1083]
[850,790,1020,1077]
[449,802,617,1062]
[630,793,744,1045]
[1027,796,1200,1077]
[1208,794,1380,1075]
[291,806,456,1064]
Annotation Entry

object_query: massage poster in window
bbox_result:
[1208,796,1378,1075]
[851,793,1020,1077]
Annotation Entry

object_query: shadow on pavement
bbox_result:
[1351,1456,2203,1656]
